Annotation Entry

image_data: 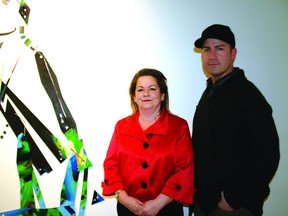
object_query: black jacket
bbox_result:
[192,68,280,216]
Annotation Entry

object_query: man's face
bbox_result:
[201,38,237,83]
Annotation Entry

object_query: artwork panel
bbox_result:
[3,83,69,163]
[35,51,77,133]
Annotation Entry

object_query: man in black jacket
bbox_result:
[191,24,280,216]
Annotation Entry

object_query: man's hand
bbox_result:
[218,191,234,211]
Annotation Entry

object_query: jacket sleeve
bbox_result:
[225,91,280,210]
[102,123,124,196]
[252,100,280,184]
[161,120,195,204]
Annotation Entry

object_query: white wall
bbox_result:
[0,0,287,215]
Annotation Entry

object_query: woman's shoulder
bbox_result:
[116,114,137,126]
[166,111,188,124]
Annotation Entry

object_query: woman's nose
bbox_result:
[143,89,149,96]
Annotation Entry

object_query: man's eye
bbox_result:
[216,47,223,51]
[202,48,210,53]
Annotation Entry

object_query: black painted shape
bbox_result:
[35,51,77,133]
[19,2,30,24]
[0,96,52,174]
[1,82,67,163]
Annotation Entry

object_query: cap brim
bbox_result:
[194,38,204,48]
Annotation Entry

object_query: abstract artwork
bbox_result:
[0,1,104,215]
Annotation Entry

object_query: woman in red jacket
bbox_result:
[102,68,194,216]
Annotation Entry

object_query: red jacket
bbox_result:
[102,109,194,204]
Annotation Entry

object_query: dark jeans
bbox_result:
[117,201,183,216]
[193,202,254,216]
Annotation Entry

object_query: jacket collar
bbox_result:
[120,109,169,140]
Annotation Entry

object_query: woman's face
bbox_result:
[134,75,164,112]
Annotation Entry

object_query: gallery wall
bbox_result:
[0,0,287,215]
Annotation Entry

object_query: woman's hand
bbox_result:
[117,190,144,215]
[138,199,160,216]
[138,194,172,216]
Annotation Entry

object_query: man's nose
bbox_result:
[208,49,217,58]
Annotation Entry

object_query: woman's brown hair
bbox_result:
[129,68,170,114]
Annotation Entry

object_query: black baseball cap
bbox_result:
[194,24,235,48]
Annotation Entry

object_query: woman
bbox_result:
[102,68,194,216]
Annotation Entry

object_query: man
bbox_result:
[191,24,280,216]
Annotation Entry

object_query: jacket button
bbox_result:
[143,142,149,148]
[141,182,147,189]
[142,162,149,169]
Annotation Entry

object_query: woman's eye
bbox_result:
[137,89,144,92]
